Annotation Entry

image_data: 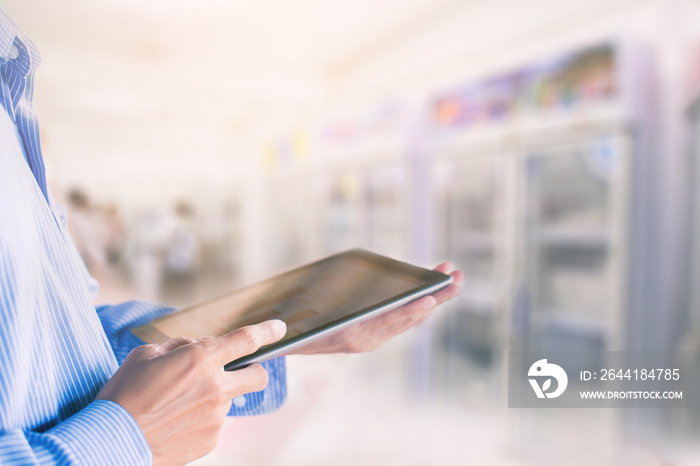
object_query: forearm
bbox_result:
[0,400,150,465]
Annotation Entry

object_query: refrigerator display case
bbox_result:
[259,165,318,274]
[318,170,362,254]
[428,41,659,363]
[427,42,663,451]
[682,96,700,431]
[313,102,425,395]
[315,102,412,261]
[361,163,410,259]
[518,133,629,360]
[430,145,511,405]
[251,129,319,276]
[433,151,509,370]
[315,159,411,259]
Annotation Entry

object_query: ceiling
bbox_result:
[1,0,462,83]
[0,0,464,133]
[0,0,687,204]
[0,0,466,198]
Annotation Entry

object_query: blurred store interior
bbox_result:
[4,0,700,464]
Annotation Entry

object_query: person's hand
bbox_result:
[290,262,463,355]
[96,320,286,466]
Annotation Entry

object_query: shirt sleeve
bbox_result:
[96,300,178,364]
[0,400,151,465]
[96,300,287,415]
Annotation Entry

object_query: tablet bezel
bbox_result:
[131,249,453,371]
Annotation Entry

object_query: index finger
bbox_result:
[212,319,287,365]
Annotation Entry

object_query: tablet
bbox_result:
[131,249,453,370]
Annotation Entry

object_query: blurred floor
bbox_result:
[94,267,700,465]
[188,347,699,466]
[192,350,518,466]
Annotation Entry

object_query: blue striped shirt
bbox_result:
[0,9,286,465]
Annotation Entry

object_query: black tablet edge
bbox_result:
[129,248,452,368]
[222,271,453,371]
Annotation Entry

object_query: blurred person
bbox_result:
[127,207,170,300]
[103,203,126,265]
[219,202,243,281]
[163,201,202,305]
[66,187,109,274]
[164,201,202,279]
[0,8,463,466]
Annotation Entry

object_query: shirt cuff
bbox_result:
[228,356,287,416]
[45,400,151,465]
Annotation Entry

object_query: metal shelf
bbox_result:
[534,227,610,249]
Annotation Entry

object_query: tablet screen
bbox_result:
[133,250,431,346]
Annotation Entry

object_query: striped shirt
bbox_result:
[0,9,286,465]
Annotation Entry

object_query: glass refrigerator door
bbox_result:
[686,114,700,428]
[436,155,506,374]
[518,135,627,360]
[317,163,408,260]
[318,171,363,255]
[265,174,312,272]
[361,163,409,260]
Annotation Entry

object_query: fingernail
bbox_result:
[272,319,287,336]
